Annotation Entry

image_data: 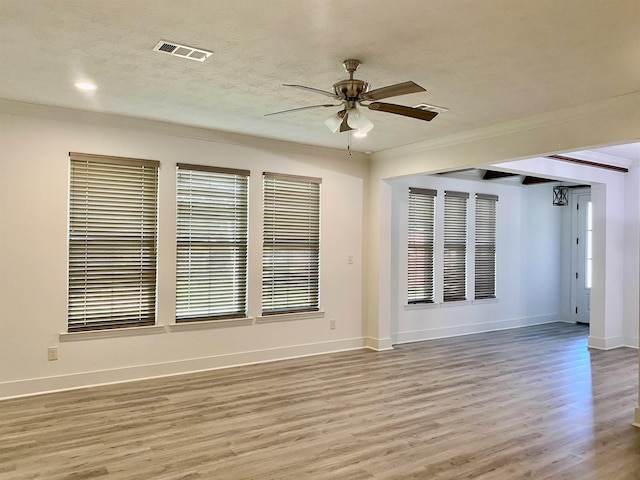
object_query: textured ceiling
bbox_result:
[1,0,639,153]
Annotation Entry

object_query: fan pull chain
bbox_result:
[347,131,352,155]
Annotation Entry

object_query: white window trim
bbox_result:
[262,172,322,316]
[175,163,250,323]
[256,310,326,324]
[168,317,255,331]
[407,187,437,305]
[404,302,440,311]
[67,152,160,332]
[60,325,166,342]
[443,191,469,302]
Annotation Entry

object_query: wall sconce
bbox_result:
[553,186,569,206]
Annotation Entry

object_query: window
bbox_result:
[176,164,249,322]
[68,153,159,332]
[475,194,498,299]
[407,188,436,303]
[443,191,468,302]
[262,172,321,315]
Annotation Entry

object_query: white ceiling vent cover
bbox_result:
[153,41,212,62]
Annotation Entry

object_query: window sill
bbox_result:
[168,317,254,331]
[404,298,499,310]
[256,310,325,324]
[404,302,440,311]
[60,325,166,342]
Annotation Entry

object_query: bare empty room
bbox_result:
[1,1,639,478]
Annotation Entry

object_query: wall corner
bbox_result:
[633,407,640,428]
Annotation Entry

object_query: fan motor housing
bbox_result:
[333,79,370,101]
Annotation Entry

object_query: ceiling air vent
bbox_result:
[153,41,213,62]
[413,103,449,114]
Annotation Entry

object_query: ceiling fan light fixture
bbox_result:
[353,131,368,138]
[346,104,374,133]
[324,112,343,133]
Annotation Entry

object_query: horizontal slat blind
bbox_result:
[263,173,321,315]
[176,165,249,322]
[475,194,498,299]
[68,153,159,331]
[408,188,436,304]
[443,191,468,302]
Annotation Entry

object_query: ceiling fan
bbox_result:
[266,59,438,144]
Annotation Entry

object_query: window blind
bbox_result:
[262,172,321,315]
[176,164,249,322]
[407,188,436,304]
[443,191,468,302]
[68,153,159,331]
[475,193,498,299]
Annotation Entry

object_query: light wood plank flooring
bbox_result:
[1,323,639,479]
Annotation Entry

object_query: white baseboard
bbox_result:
[363,336,393,351]
[0,337,365,400]
[587,335,626,350]
[392,315,558,345]
[624,336,639,349]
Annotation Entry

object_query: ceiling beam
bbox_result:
[522,176,554,185]
[547,154,628,173]
[482,170,518,180]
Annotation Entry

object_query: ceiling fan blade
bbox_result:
[265,104,340,116]
[366,102,438,121]
[282,84,340,99]
[360,81,426,101]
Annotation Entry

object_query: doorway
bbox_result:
[571,189,591,324]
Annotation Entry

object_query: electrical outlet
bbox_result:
[48,346,58,361]
[330,319,336,330]
[347,255,354,264]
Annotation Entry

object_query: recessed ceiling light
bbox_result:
[75,82,97,91]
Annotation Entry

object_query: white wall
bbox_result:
[0,103,369,398]
[389,175,561,343]
[522,184,564,319]
[623,163,640,348]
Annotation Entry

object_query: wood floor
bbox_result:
[1,323,639,479]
